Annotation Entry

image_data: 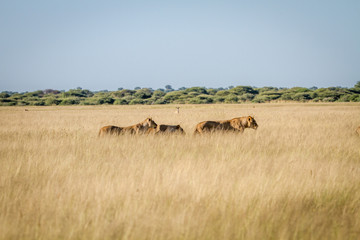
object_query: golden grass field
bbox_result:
[1,103,360,240]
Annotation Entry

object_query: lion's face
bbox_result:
[146,118,158,128]
[247,116,258,130]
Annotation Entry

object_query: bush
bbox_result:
[224,94,238,103]
[348,94,360,102]
[82,99,98,105]
[215,90,230,97]
[96,97,115,105]
[113,89,136,98]
[252,95,269,103]
[152,90,166,98]
[0,93,10,98]
[33,100,45,106]
[238,93,255,102]
[114,99,128,105]
[184,87,207,94]
[0,101,16,106]
[129,99,144,105]
[44,98,61,106]
[17,101,30,106]
[154,98,167,104]
[24,90,44,97]
[63,89,93,98]
[213,96,225,103]
[134,88,153,99]
[187,98,203,104]
[322,97,336,102]
[2,85,360,105]
[258,91,282,101]
[207,89,218,95]
[292,93,312,101]
[230,86,258,95]
[193,95,214,104]
[163,91,185,102]
[187,92,200,98]
[280,93,293,101]
[60,98,80,105]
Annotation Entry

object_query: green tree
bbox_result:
[229,86,258,95]
[134,88,153,99]
[354,81,360,89]
[184,87,207,94]
[113,89,136,98]
[165,85,174,92]
[224,94,238,103]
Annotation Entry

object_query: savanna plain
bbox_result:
[1,103,360,240]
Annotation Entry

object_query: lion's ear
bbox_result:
[248,116,252,121]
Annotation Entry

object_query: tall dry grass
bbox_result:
[0,103,360,240]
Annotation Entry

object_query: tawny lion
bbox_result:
[194,116,258,134]
[147,124,185,135]
[98,118,157,136]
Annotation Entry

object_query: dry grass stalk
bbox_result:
[0,103,360,240]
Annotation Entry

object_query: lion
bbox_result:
[147,124,185,135]
[194,116,258,134]
[98,117,157,136]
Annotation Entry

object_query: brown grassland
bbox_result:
[1,103,360,240]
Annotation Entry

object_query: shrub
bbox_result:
[33,100,45,106]
[114,99,128,105]
[194,95,214,104]
[184,87,207,94]
[134,88,153,99]
[154,98,166,104]
[163,91,185,102]
[187,98,203,104]
[292,93,312,101]
[152,90,166,98]
[63,89,93,98]
[224,94,238,103]
[215,90,230,97]
[238,93,255,102]
[82,99,98,105]
[113,89,136,98]
[322,97,336,102]
[0,101,16,106]
[348,94,360,102]
[96,97,115,105]
[24,90,44,97]
[213,96,225,103]
[230,86,258,95]
[207,89,218,95]
[44,98,61,106]
[280,93,293,101]
[129,99,144,105]
[252,95,269,103]
[0,93,10,98]
[60,98,80,105]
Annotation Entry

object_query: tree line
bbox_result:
[1,82,360,106]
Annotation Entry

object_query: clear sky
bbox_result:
[1,0,359,92]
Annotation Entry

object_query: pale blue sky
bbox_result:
[1,0,359,92]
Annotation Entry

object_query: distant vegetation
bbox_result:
[1,82,360,106]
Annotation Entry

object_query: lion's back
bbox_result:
[98,125,123,136]
[157,124,185,134]
[194,121,221,133]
